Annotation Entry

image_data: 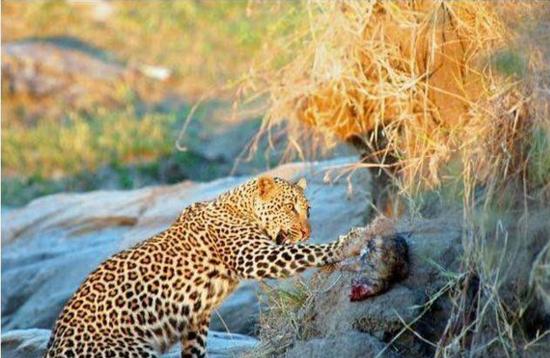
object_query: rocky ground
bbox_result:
[2,329,258,358]
[282,215,463,357]
[5,156,543,357]
[1,157,374,357]
[2,39,167,120]
[3,5,548,356]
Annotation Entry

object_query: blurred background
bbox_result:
[3,1,548,209]
[2,0,311,207]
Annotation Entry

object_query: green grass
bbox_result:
[1,1,308,205]
[493,49,528,78]
[0,98,239,206]
[2,1,306,98]
[2,106,178,178]
[1,148,219,207]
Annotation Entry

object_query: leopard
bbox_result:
[44,176,367,358]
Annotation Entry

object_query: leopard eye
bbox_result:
[286,203,294,211]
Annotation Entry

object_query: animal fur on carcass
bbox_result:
[337,217,410,302]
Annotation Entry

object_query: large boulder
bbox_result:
[256,215,463,357]
[285,331,400,358]
[2,39,167,121]
[1,329,49,358]
[310,217,463,338]
[0,329,257,358]
[1,157,371,336]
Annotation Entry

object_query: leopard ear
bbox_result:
[295,177,307,190]
[257,176,276,198]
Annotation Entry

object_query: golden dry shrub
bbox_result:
[250,0,533,193]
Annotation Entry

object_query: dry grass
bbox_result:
[433,210,550,357]
[251,278,317,356]
[247,273,333,357]
[238,1,550,357]
[239,0,547,196]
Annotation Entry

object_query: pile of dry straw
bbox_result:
[247,1,541,196]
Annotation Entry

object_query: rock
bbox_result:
[1,329,49,358]
[285,331,400,358]
[176,105,357,179]
[177,107,263,164]
[1,240,120,329]
[0,329,257,358]
[165,331,258,358]
[1,157,371,335]
[209,281,259,335]
[311,283,422,337]
[278,215,463,357]
[2,188,153,245]
[67,1,116,23]
[2,39,165,121]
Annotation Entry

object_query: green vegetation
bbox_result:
[1,99,239,206]
[3,108,177,177]
[1,150,213,207]
[2,1,306,98]
[493,49,528,78]
[1,1,307,206]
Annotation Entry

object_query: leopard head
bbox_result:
[253,176,311,244]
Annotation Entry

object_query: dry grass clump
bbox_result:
[432,209,550,357]
[240,1,550,357]
[242,0,542,195]
[249,278,319,356]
